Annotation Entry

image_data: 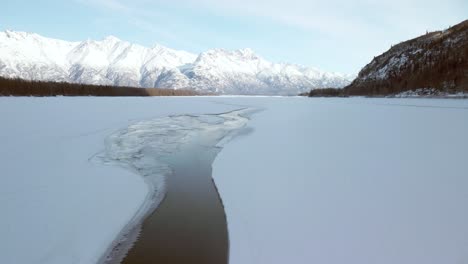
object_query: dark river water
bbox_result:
[121,142,229,264]
[99,109,253,264]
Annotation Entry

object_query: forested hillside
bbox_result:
[343,20,468,95]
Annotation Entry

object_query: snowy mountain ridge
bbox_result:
[0,30,353,95]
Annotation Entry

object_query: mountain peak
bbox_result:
[2,30,36,40]
[197,48,260,60]
[236,48,255,55]
[103,35,121,43]
[151,43,163,49]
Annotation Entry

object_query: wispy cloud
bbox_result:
[75,0,131,12]
[74,0,466,41]
[73,0,247,51]
[71,0,467,73]
[74,0,192,47]
[175,0,466,40]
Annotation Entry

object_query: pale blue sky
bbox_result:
[1,0,466,73]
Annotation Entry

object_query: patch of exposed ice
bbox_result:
[93,107,256,264]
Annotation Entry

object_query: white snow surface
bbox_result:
[1,97,468,264]
[213,97,468,264]
[0,30,353,95]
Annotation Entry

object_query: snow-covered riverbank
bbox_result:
[213,97,468,264]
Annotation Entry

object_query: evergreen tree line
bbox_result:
[0,77,198,97]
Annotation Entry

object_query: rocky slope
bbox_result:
[344,20,468,95]
[0,30,352,95]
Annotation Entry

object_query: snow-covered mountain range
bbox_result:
[0,30,354,95]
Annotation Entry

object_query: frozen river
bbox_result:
[1,97,468,264]
[96,109,254,263]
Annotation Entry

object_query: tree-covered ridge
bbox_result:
[343,19,468,95]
